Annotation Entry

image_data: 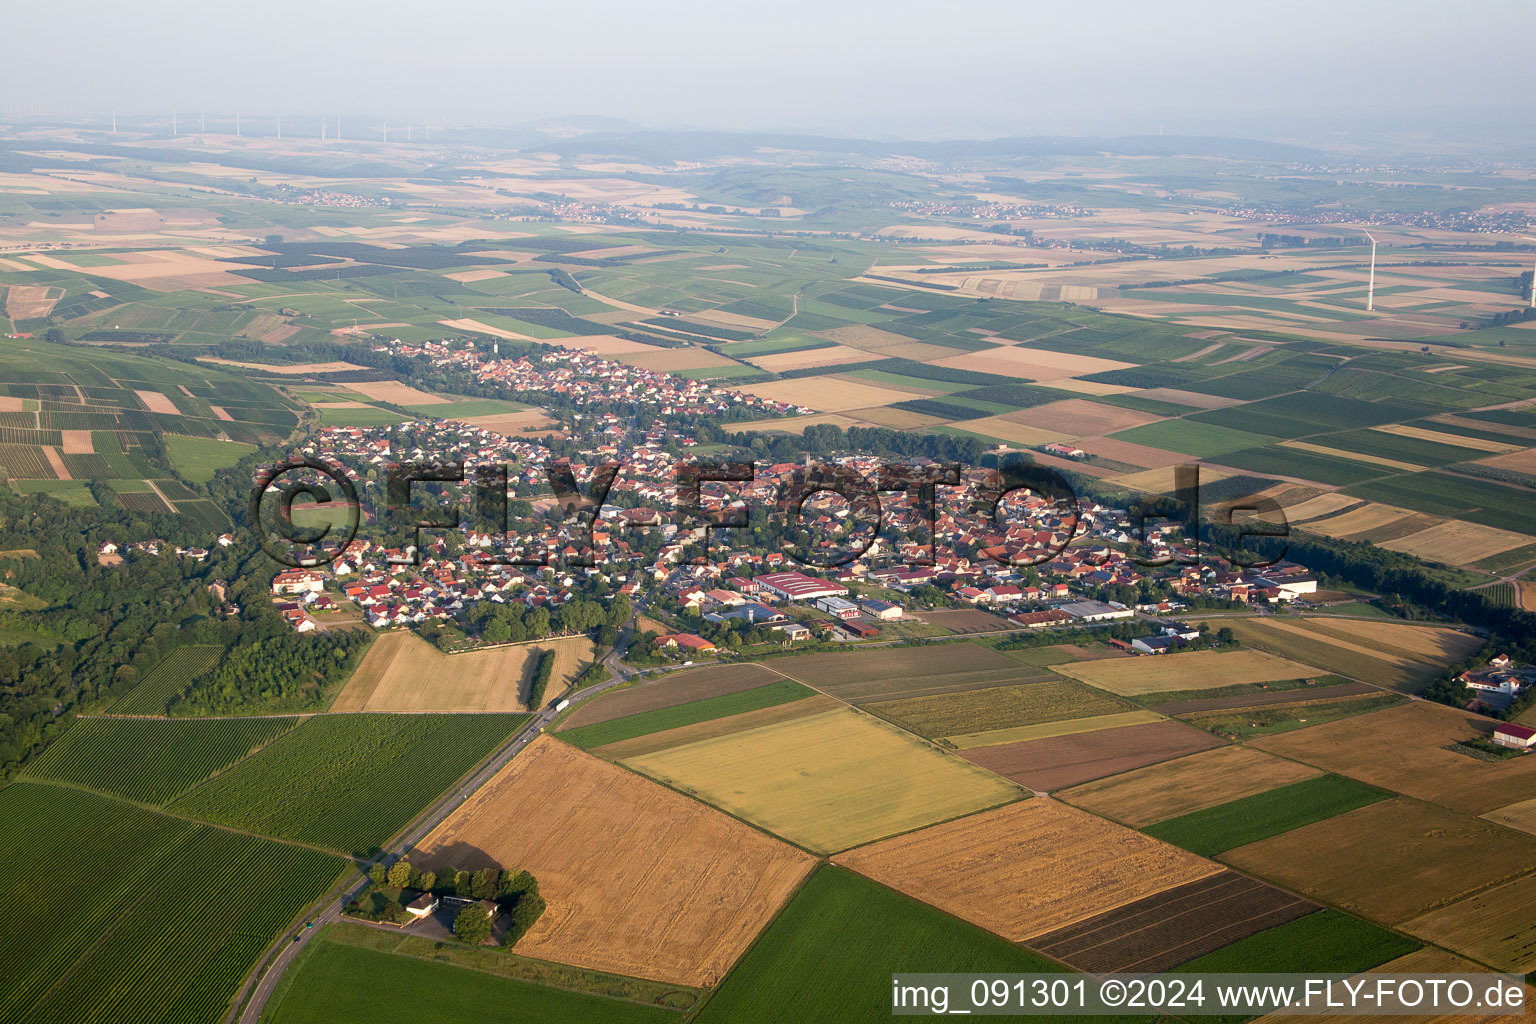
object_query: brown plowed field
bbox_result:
[412,736,815,986]
[833,799,1220,939]
[1250,701,1536,814]
[1223,798,1536,924]
[1025,871,1318,972]
[963,719,1226,792]
[558,663,782,730]
[1059,746,1323,826]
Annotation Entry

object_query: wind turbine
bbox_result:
[1363,231,1378,312]
[1523,236,1536,309]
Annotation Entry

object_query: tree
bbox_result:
[470,867,500,901]
[501,892,546,947]
[368,862,388,885]
[417,870,436,893]
[453,902,493,945]
[387,858,412,888]
[43,327,65,345]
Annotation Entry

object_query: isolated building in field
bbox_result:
[1492,723,1536,750]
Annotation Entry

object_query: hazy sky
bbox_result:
[6,0,1533,139]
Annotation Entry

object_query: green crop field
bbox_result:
[263,939,676,1024]
[164,433,256,483]
[1108,419,1279,457]
[1173,909,1417,974]
[169,713,525,854]
[560,679,815,749]
[695,866,1088,1024]
[318,406,411,427]
[1348,472,1536,536]
[21,715,301,804]
[1215,445,1389,486]
[1145,774,1392,857]
[108,644,225,715]
[0,782,344,1024]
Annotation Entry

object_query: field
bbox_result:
[1403,871,1536,973]
[834,799,1220,939]
[1256,947,1532,1024]
[1171,908,1419,975]
[693,865,1072,1024]
[263,940,676,1024]
[330,631,592,712]
[1249,701,1536,814]
[962,719,1226,791]
[769,642,1039,701]
[944,709,1165,748]
[1481,796,1536,836]
[341,379,447,404]
[1222,797,1536,924]
[1177,691,1407,739]
[559,678,815,748]
[163,433,256,482]
[1051,648,1324,696]
[1148,678,1377,715]
[108,644,224,715]
[411,736,815,987]
[1059,745,1324,826]
[863,678,1130,740]
[20,715,300,804]
[1143,774,1392,856]
[171,713,525,854]
[0,782,343,1024]
[1222,617,1458,692]
[1025,871,1319,973]
[587,695,843,760]
[623,707,1022,853]
[559,663,783,728]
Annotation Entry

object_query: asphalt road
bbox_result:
[230,609,647,1024]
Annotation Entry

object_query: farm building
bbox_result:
[1060,600,1134,622]
[861,598,903,620]
[755,571,848,602]
[1131,635,1182,655]
[406,892,440,919]
[1492,724,1536,750]
[1011,609,1076,629]
[656,633,718,653]
[814,596,860,620]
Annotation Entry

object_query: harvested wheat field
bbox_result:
[199,357,368,375]
[1302,502,1420,539]
[833,799,1219,939]
[411,736,815,986]
[1289,618,1480,663]
[133,389,180,415]
[950,416,1079,446]
[1381,520,1534,564]
[1258,947,1534,1024]
[1223,618,1444,692]
[591,694,843,761]
[1404,871,1536,973]
[1059,746,1324,827]
[1250,701,1536,815]
[738,377,925,413]
[3,284,62,319]
[926,347,1133,381]
[559,663,784,730]
[623,707,1022,854]
[342,380,446,405]
[1052,648,1323,696]
[614,348,737,372]
[946,710,1164,749]
[330,631,591,712]
[747,345,875,372]
[1223,797,1536,925]
[460,409,558,435]
[1000,398,1162,436]
[962,719,1225,792]
[1481,796,1536,836]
